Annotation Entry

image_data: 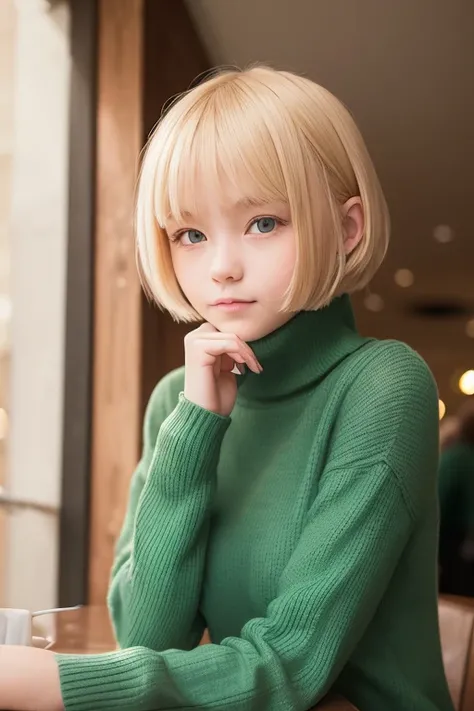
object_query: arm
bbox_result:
[109,323,261,652]
[51,345,439,711]
[54,461,414,711]
[108,373,230,651]
[1,460,406,711]
[0,646,63,711]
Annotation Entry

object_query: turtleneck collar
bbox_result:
[237,295,371,404]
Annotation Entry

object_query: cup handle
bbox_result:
[31,635,55,650]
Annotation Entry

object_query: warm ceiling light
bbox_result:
[438,400,446,420]
[394,269,414,288]
[0,408,8,441]
[459,370,474,396]
[364,293,384,312]
[433,225,455,244]
[466,320,474,338]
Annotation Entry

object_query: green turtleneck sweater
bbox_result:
[57,296,454,711]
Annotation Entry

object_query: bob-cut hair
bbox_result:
[136,65,390,322]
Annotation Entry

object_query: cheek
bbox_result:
[171,249,207,313]
[280,246,297,287]
[261,236,296,296]
[170,250,202,302]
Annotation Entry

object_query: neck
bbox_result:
[237,295,370,403]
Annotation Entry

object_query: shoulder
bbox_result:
[143,366,185,443]
[329,340,439,513]
[347,339,438,407]
[344,338,439,438]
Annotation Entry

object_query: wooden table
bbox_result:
[51,605,115,654]
[49,606,356,709]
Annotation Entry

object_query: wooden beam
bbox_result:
[88,0,144,606]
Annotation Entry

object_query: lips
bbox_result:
[213,299,253,305]
[211,299,256,312]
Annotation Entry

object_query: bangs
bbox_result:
[136,65,389,322]
[153,80,292,226]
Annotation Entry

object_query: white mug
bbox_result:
[0,605,81,646]
[0,608,32,645]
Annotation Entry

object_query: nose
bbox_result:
[210,243,243,283]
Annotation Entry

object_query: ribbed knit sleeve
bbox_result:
[107,376,230,652]
[58,461,411,711]
[56,342,440,710]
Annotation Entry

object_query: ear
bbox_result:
[342,196,364,255]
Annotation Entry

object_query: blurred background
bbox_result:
[0,0,472,618]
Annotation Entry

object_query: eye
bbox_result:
[248,217,278,235]
[178,229,207,245]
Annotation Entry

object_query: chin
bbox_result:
[207,315,287,343]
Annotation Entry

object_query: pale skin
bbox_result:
[0,190,363,710]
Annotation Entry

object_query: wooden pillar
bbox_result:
[88,0,209,605]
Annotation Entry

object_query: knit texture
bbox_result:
[57,295,454,711]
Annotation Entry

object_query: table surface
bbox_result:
[51,605,116,654]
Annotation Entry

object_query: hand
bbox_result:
[184,323,262,416]
[0,646,64,711]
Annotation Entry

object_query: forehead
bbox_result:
[154,87,294,227]
[163,162,287,225]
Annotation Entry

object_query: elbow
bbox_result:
[107,586,128,649]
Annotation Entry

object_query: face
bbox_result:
[165,181,297,342]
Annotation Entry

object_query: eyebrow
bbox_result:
[234,196,275,209]
[175,197,278,221]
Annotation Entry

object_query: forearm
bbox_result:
[110,394,230,650]
[0,646,63,711]
[57,464,413,711]
[109,495,210,650]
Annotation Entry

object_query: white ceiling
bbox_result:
[186,0,474,412]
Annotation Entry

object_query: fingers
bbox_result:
[194,330,262,373]
[197,339,261,374]
[185,328,262,374]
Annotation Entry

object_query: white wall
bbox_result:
[4,0,70,615]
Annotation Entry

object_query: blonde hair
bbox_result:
[136,65,390,322]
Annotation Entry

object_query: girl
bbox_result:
[0,66,454,711]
